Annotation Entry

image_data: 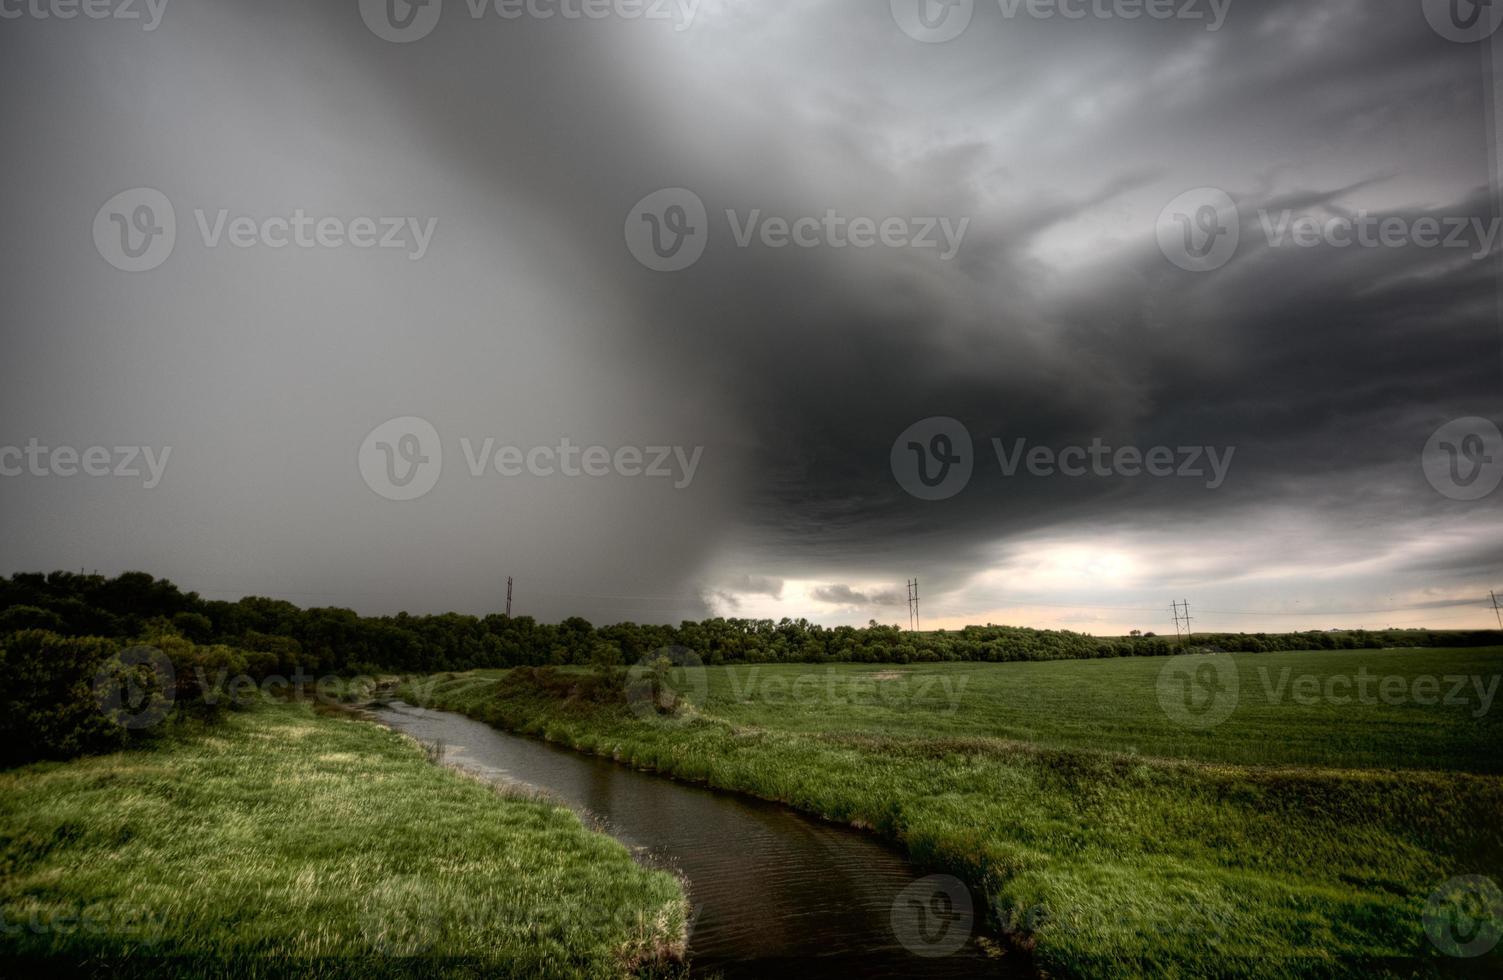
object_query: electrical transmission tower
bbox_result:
[506,577,514,618]
[907,578,920,632]
[1492,591,1502,630]
[1171,599,1193,649]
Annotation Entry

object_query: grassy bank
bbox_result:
[404,650,1503,977]
[0,701,688,978]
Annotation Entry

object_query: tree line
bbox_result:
[3,569,1498,677]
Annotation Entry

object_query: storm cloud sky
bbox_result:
[2,0,1501,633]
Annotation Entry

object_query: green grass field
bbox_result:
[689,647,1503,772]
[406,648,1503,978]
[0,701,688,978]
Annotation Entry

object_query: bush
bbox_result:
[0,605,66,634]
[0,630,131,766]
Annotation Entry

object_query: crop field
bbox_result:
[685,647,1503,772]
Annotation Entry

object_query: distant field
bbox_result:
[410,650,1503,977]
[689,647,1503,773]
[0,702,687,977]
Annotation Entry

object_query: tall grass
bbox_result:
[0,701,688,978]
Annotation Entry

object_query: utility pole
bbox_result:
[1492,591,1502,631]
[506,577,514,618]
[1171,600,1193,649]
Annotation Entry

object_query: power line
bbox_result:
[1170,599,1192,648]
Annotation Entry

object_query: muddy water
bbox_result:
[371,701,1016,978]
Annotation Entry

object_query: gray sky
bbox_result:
[2,0,1501,634]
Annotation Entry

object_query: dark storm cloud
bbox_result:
[1,0,1499,626]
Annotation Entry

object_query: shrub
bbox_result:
[0,630,131,766]
[0,605,67,634]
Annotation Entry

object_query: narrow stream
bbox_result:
[371,702,1017,978]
